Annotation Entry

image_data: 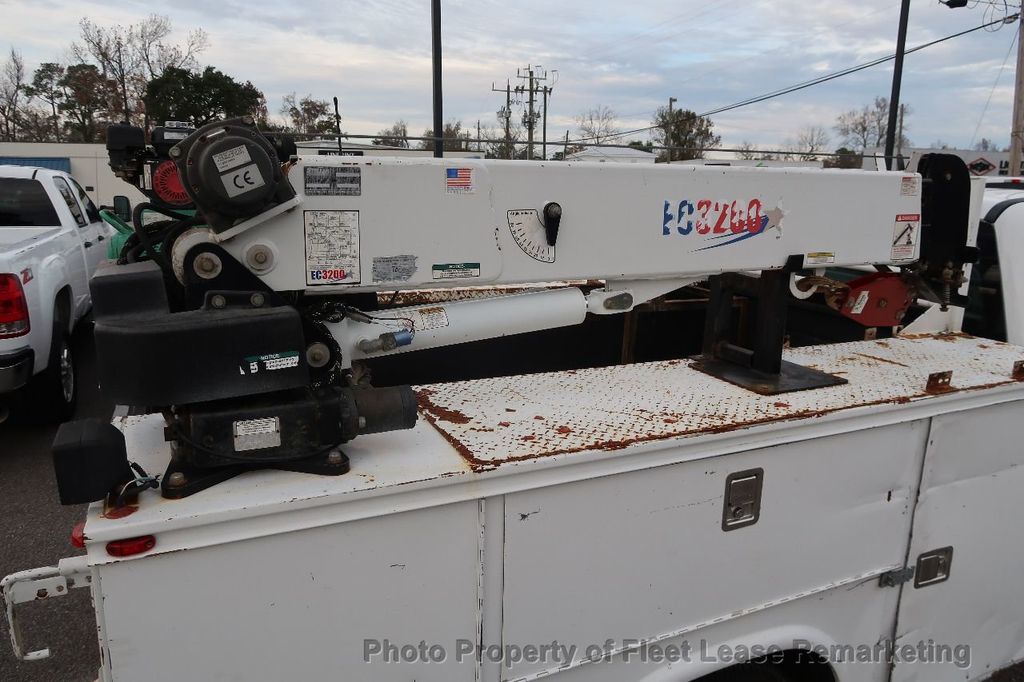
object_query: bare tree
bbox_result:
[0,49,25,141]
[74,19,144,122]
[419,120,471,152]
[575,105,619,144]
[133,14,208,79]
[74,15,208,125]
[736,141,758,160]
[835,96,910,151]
[794,125,831,160]
[372,120,410,147]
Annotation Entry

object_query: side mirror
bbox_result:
[112,195,132,223]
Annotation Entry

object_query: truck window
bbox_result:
[52,177,88,228]
[0,177,61,227]
[69,177,102,223]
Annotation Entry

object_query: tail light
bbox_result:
[106,535,156,557]
[0,274,30,338]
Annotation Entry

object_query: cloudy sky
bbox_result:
[3,0,1022,152]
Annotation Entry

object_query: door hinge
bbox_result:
[879,566,915,587]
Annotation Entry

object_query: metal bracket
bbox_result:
[915,547,953,588]
[879,566,915,587]
[1,556,91,661]
[722,468,764,531]
[694,261,848,395]
[925,371,954,394]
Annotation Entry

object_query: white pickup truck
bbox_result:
[0,165,112,421]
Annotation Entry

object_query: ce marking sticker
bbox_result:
[221,163,266,198]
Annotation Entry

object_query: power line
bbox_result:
[970,26,1018,147]
[566,13,1018,146]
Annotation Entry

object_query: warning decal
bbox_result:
[304,210,360,285]
[409,306,449,332]
[900,176,920,197]
[891,213,920,261]
[432,262,481,279]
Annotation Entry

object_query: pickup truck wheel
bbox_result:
[26,328,77,422]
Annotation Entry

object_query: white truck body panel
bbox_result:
[213,159,923,294]
[61,333,1023,682]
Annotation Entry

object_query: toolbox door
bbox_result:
[892,401,1024,682]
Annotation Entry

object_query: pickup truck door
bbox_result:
[890,402,1024,682]
[51,176,105,316]
[68,177,110,278]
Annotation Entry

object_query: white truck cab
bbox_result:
[0,165,112,420]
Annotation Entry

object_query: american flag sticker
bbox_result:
[445,167,474,193]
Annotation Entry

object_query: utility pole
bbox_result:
[896,103,906,166]
[666,96,677,164]
[514,65,548,160]
[492,81,513,159]
[541,86,551,160]
[476,120,481,153]
[564,130,570,160]
[1011,11,1024,176]
[884,0,911,170]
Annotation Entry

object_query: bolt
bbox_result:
[732,506,745,519]
[878,298,889,309]
[169,146,181,159]
[245,244,274,272]
[327,450,343,465]
[193,252,222,280]
[167,472,187,488]
[211,294,227,309]
[250,293,266,307]
[306,342,331,368]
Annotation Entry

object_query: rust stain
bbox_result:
[534,415,545,421]
[852,353,910,368]
[415,389,471,424]
[415,335,1022,472]
[419,391,939,472]
[102,505,138,520]
[505,408,517,413]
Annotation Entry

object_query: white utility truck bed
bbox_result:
[62,333,1023,682]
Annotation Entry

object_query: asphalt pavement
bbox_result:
[0,321,108,682]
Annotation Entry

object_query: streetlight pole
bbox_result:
[884,0,911,170]
[431,0,443,158]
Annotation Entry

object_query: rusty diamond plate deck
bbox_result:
[416,334,1024,469]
